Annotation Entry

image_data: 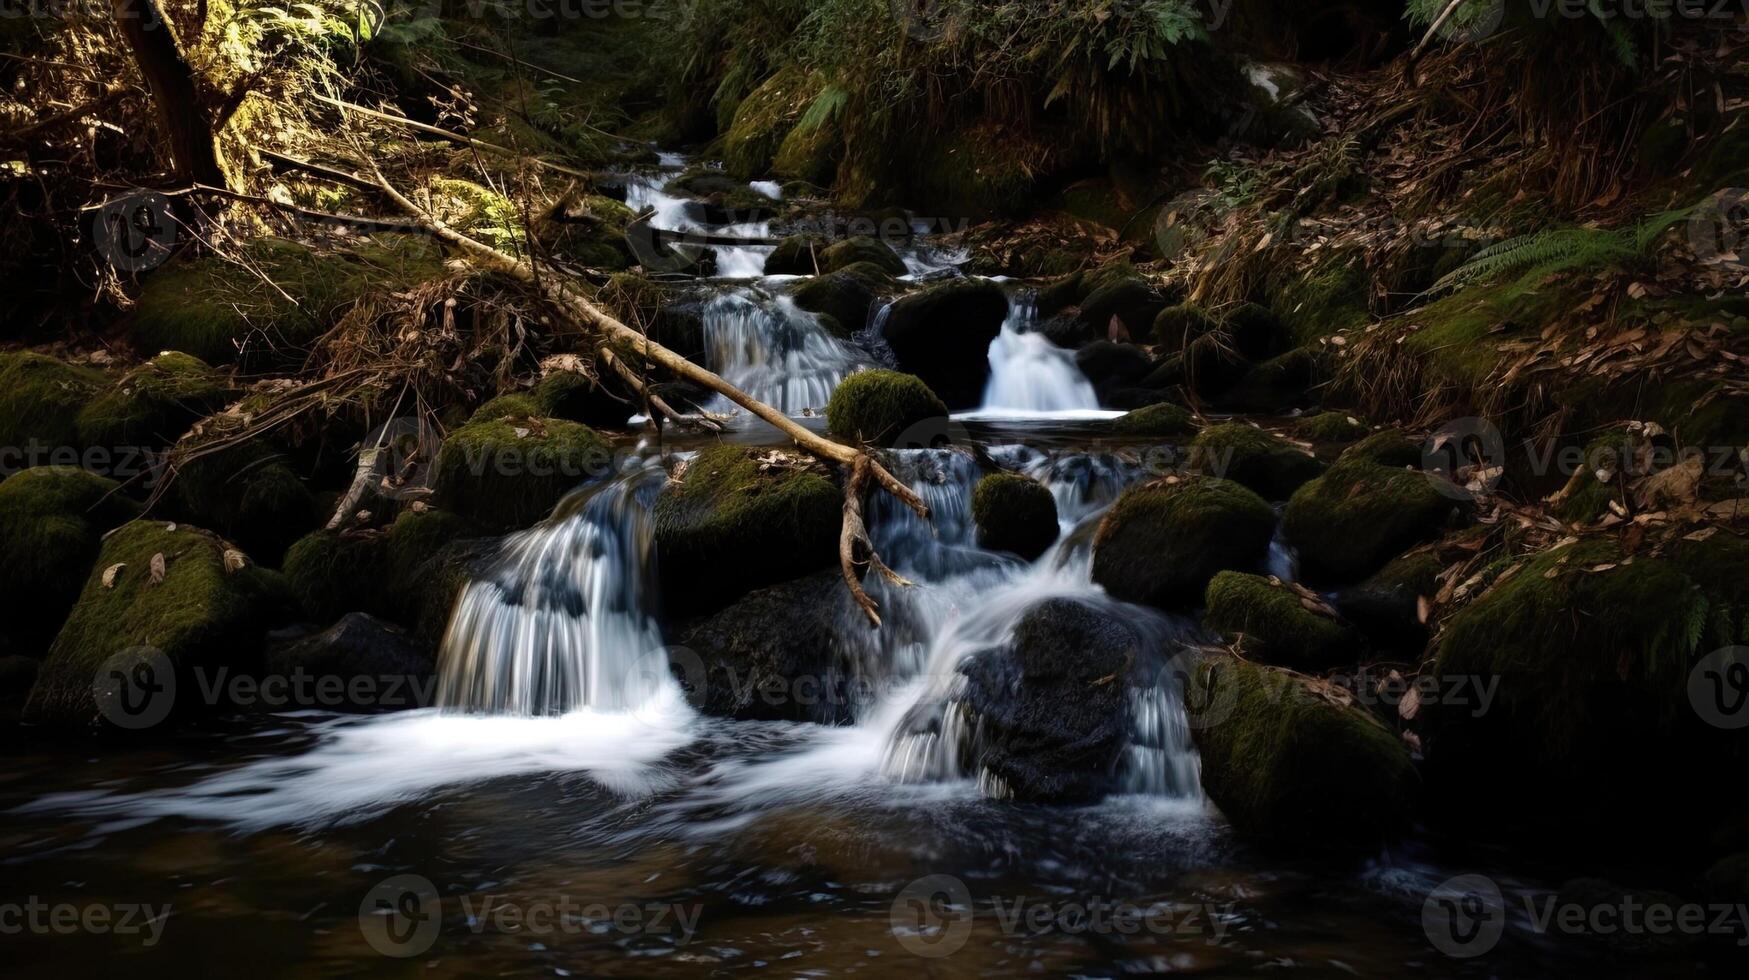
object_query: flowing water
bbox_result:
[1,158,1711,978]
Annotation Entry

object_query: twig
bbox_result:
[1405,0,1477,78]
[597,345,726,433]
[315,94,597,180]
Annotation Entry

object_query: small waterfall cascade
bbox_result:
[699,287,872,415]
[978,290,1102,415]
[436,459,675,715]
[622,164,773,278]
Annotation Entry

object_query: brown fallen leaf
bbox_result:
[149,552,166,584]
[223,549,248,573]
[102,563,125,589]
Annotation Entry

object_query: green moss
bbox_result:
[772,115,840,187]
[541,194,635,269]
[22,520,284,726]
[790,271,878,336]
[1292,411,1368,445]
[1267,250,1371,346]
[172,438,320,566]
[972,473,1060,561]
[821,236,907,277]
[766,234,827,275]
[722,67,814,178]
[1222,345,1330,412]
[1092,477,1277,608]
[825,370,949,448]
[433,415,614,530]
[654,445,841,615]
[281,508,482,645]
[1110,402,1197,438]
[1339,428,1423,467]
[1152,303,1217,351]
[74,352,234,451]
[1283,458,1459,583]
[132,238,445,367]
[1394,278,1568,395]
[1204,571,1358,670]
[1189,654,1417,847]
[1552,426,1640,524]
[282,529,388,627]
[1192,423,1324,500]
[0,467,141,651]
[0,351,107,454]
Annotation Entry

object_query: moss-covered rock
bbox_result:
[654,446,842,616]
[172,438,320,566]
[132,239,443,368]
[1110,402,1198,438]
[22,521,286,727]
[880,279,1009,408]
[1339,427,1423,468]
[1092,477,1277,608]
[1220,302,1285,361]
[540,193,636,269]
[1077,277,1169,341]
[1187,653,1417,847]
[1283,458,1461,582]
[766,234,827,275]
[1222,345,1330,412]
[721,68,814,178]
[1192,423,1324,500]
[1204,571,1359,670]
[0,351,106,455]
[0,467,141,652]
[821,235,907,277]
[825,369,949,448]
[433,412,614,530]
[1332,547,1443,653]
[772,115,840,187]
[1152,303,1217,352]
[972,473,1059,561]
[1292,411,1368,445]
[74,352,235,451]
[473,371,633,431]
[789,271,877,336]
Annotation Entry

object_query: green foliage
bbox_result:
[971,473,1060,561]
[825,370,949,448]
[1431,208,1694,294]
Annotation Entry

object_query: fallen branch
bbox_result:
[316,95,597,180]
[839,454,915,626]
[597,345,727,433]
[366,166,929,623]
[1405,0,1477,78]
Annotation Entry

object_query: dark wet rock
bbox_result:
[1222,346,1329,413]
[822,235,907,277]
[1074,341,1152,388]
[1203,572,1359,670]
[1191,423,1324,500]
[260,613,435,712]
[766,233,827,275]
[672,572,857,723]
[1282,458,1462,583]
[1331,549,1441,654]
[171,437,321,567]
[971,473,1059,561]
[789,271,878,336]
[1040,311,1093,349]
[1092,477,1276,608]
[1152,303,1217,353]
[1221,302,1285,361]
[881,278,1008,408]
[953,598,1138,803]
[1076,277,1169,341]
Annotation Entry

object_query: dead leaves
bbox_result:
[148,552,166,584]
[101,563,125,589]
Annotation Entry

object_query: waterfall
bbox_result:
[622,164,774,277]
[977,291,1105,416]
[698,286,872,415]
[436,460,675,715]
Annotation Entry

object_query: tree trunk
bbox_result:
[111,0,227,190]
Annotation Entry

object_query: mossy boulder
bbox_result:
[540,193,636,269]
[1077,277,1169,341]
[821,236,906,277]
[22,521,287,727]
[1110,402,1197,438]
[75,352,235,451]
[825,370,949,448]
[1187,654,1417,848]
[880,278,1009,408]
[972,473,1059,561]
[1220,302,1285,361]
[1222,346,1330,412]
[1339,427,1423,468]
[132,239,443,368]
[0,351,106,456]
[1146,333,1254,401]
[789,271,878,336]
[1332,548,1443,653]
[772,115,840,187]
[433,412,615,530]
[0,467,141,651]
[1283,459,1461,583]
[1203,572,1359,670]
[171,438,320,566]
[766,234,827,275]
[1425,535,1749,846]
[475,371,633,431]
[1192,423,1324,500]
[1092,477,1277,608]
[654,446,842,616]
[721,68,813,179]
[1292,411,1368,445]
[1152,303,1217,352]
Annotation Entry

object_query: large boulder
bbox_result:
[433,411,614,530]
[74,352,235,451]
[0,467,141,652]
[672,572,856,723]
[0,351,106,456]
[825,369,949,448]
[789,271,878,336]
[1203,572,1359,671]
[1338,428,1422,467]
[1191,423,1324,500]
[1331,548,1443,654]
[171,437,321,566]
[1092,477,1276,608]
[952,598,1138,803]
[1076,277,1169,341]
[971,473,1059,561]
[1152,303,1217,353]
[1222,346,1329,412]
[1290,410,1369,446]
[23,521,287,727]
[1282,458,1462,583]
[765,234,827,275]
[260,613,435,713]
[1187,653,1417,848]
[1109,402,1197,438]
[1075,341,1153,389]
[821,235,907,277]
[655,446,841,616]
[880,278,1008,408]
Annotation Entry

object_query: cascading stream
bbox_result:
[976,290,1107,416]
[697,286,872,415]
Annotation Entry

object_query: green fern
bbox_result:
[1430,206,1694,294]
[796,84,849,134]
